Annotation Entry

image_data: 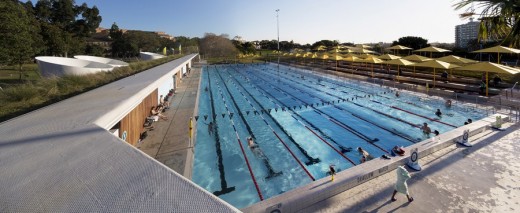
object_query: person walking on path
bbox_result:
[391,166,414,202]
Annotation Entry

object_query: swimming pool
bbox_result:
[193,63,486,208]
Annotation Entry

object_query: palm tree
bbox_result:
[455,0,520,47]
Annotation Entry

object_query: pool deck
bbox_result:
[297,122,520,213]
[139,61,203,179]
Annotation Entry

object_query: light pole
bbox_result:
[276,9,280,81]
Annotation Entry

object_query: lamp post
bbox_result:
[276,9,280,81]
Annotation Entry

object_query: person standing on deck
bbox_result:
[391,166,414,202]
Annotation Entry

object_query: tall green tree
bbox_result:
[455,0,520,47]
[0,0,39,79]
[392,36,428,50]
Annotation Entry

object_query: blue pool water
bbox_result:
[193,63,486,208]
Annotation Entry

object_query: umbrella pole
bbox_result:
[486,71,489,97]
[372,64,374,78]
[433,68,436,88]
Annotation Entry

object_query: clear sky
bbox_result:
[75,0,473,44]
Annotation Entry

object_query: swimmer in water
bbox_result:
[435,109,442,117]
[421,123,431,135]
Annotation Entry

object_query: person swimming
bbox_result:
[435,109,442,117]
[421,123,431,135]
[445,99,452,108]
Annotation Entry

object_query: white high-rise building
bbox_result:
[455,18,480,48]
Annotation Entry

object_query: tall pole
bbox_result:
[276,9,280,81]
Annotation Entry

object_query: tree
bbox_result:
[199,33,238,58]
[0,0,39,79]
[455,0,520,47]
[392,36,428,50]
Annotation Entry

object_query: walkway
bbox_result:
[299,123,520,213]
[140,61,203,179]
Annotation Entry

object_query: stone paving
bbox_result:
[299,122,520,213]
[139,62,202,178]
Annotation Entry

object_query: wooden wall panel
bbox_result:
[119,89,158,146]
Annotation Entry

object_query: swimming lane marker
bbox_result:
[406,147,422,171]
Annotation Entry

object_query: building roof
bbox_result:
[0,54,239,212]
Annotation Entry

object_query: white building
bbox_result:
[455,18,480,48]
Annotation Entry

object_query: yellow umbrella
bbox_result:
[414,60,459,88]
[315,45,327,51]
[361,57,384,78]
[437,55,477,64]
[402,54,433,62]
[413,46,451,58]
[386,45,412,55]
[344,55,361,74]
[472,45,520,64]
[329,54,344,72]
[455,62,520,96]
[384,58,415,79]
[352,48,376,54]
[356,44,373,49]
[318,53,330,66]
[378,54,401,60]
[358,53,377,59]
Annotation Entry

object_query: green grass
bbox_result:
[0,55,183,122]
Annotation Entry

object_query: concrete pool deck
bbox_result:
[297,122,520,213]
[139,61,203,178]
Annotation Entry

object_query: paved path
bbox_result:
[140,62,202,178]
[299,123,520,213]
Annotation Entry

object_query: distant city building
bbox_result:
[455,18,480,48]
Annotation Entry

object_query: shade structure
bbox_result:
[358,53,377,59]
[414,46,451,53]
[356,44,373,49]
[472,45,520,63]
[386,45,412,50]
[384,58,415,79]
[437,55,477,64]
[455,62,520,96]
[386,45,412,55]
[315,45,327,51]
[361,57,384,77]
[352,48,376,54]
[402,54,432,62]
[378,54,402,60]
[329,54,344,72]
[414,60,460,88]
[414,46,451,58]
[343,55,361,74]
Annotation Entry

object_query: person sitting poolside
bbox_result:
[421,123,431,135]
[151,106,168,120]
[357,147,375,163]
[435,109,442,117]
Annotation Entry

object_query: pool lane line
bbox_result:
[275,65,459,128]
[204,67,236,196]
[230,68,357,166]
[213,67,283,180]
[246,69,392,153]
[370,100,457,128]
[222,67,321,167]
[258,67,425,130]
[208,67,264,201]
[220,68,317,181]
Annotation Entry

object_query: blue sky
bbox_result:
[75,0,474,44]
